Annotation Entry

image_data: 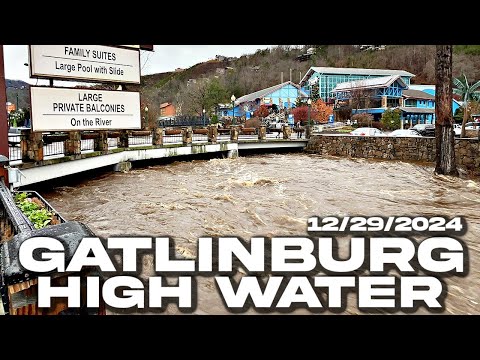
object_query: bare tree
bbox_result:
[435,45,458,176]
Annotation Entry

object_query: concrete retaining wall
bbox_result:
[306,135,480,176]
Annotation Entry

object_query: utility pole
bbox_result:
[0,46,9,185]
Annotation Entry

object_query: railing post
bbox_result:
[282,124,292,140]
[95,131,109,153]
[64,131,81,156]
[182,127,192,146]
[258,125,266,141]
[230,126,239,142]
[21,129,43,162]
[153,128,164,146]
[208,125,218,143]
[119,130,129,148]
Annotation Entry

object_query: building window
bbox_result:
[387,98,400,107]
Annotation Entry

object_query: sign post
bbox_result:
[0,46,9,185]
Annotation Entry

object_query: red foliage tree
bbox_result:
[254,105,270,118]
[292,106,319,124]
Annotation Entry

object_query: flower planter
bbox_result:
[13,191,65,229]
[241,127,257,135]
[108,131,121,138]
[165,129,182,136]
[193,129,208,135]
[131,130,152,137]
[43,134,69,144]
[81,132,100,140]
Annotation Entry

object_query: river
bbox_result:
[41,153,480,315]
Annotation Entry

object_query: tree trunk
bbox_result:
[435,45,458,176]
[461,94,468,138]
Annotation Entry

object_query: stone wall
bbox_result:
[306,135,480,176]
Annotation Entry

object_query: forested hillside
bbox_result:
[136,45,480,117]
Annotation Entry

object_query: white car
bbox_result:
[350,127,385,136]
[454,124,461,136]
[389,129,422,137]
[465,122,480,130]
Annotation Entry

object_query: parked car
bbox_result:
[465,122,480,130]
[411,124,435,136]
[454,124,462,137]
[389,129,422,137]
[350,127,385,136]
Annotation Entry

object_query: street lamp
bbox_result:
[307,98,312,126]
[202,108,206,127]
[231,94,236,125]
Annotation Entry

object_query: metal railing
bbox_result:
[192,128,208,143]
[163,128,183,144]
[129,135,153,147]
[7,126,305,166]
[108,137,119,149]
[8,134,22,162]
[81,139,94,152]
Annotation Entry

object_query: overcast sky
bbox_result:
[3,45,275,84]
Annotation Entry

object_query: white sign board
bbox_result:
[30,87,141,132]
[29,45,141,84]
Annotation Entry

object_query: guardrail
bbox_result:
[7,125,308,165]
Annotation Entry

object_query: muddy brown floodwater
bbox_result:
[42,153,480,315]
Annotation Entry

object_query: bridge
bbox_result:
[7,125,309,188]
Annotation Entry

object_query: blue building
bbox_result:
[217,103,242,118]
[408,85,462,116]
[300,67,415,102]
[234,81,308,114]
[332,75,408,120]
[400,89,435,125]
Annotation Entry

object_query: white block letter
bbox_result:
[401,276,443,308]
[67,238,115,272]
[108,237,152,272]
[318,238,365,272]
[102,276,144,309]
[19,237,65,273]
[370,238,415,272]
[38,276,80,308]
[418,237,464,273]
[358,276,396,308]
[155,238,195,272]
[271,238,316,272]
[149,277,192,308]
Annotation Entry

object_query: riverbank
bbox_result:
[305,135,480,177]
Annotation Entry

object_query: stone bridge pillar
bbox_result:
[21,130,43,162]
[182,127,192,146]
[258,125,266,140]
[282,125,292,139]
[305,126,312,139]
[64,131,81,156]
[119,130,130,148]
[95,131,109,153]
[208,125,218,143]
[153,128,164,146]
[230,126,239,142]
